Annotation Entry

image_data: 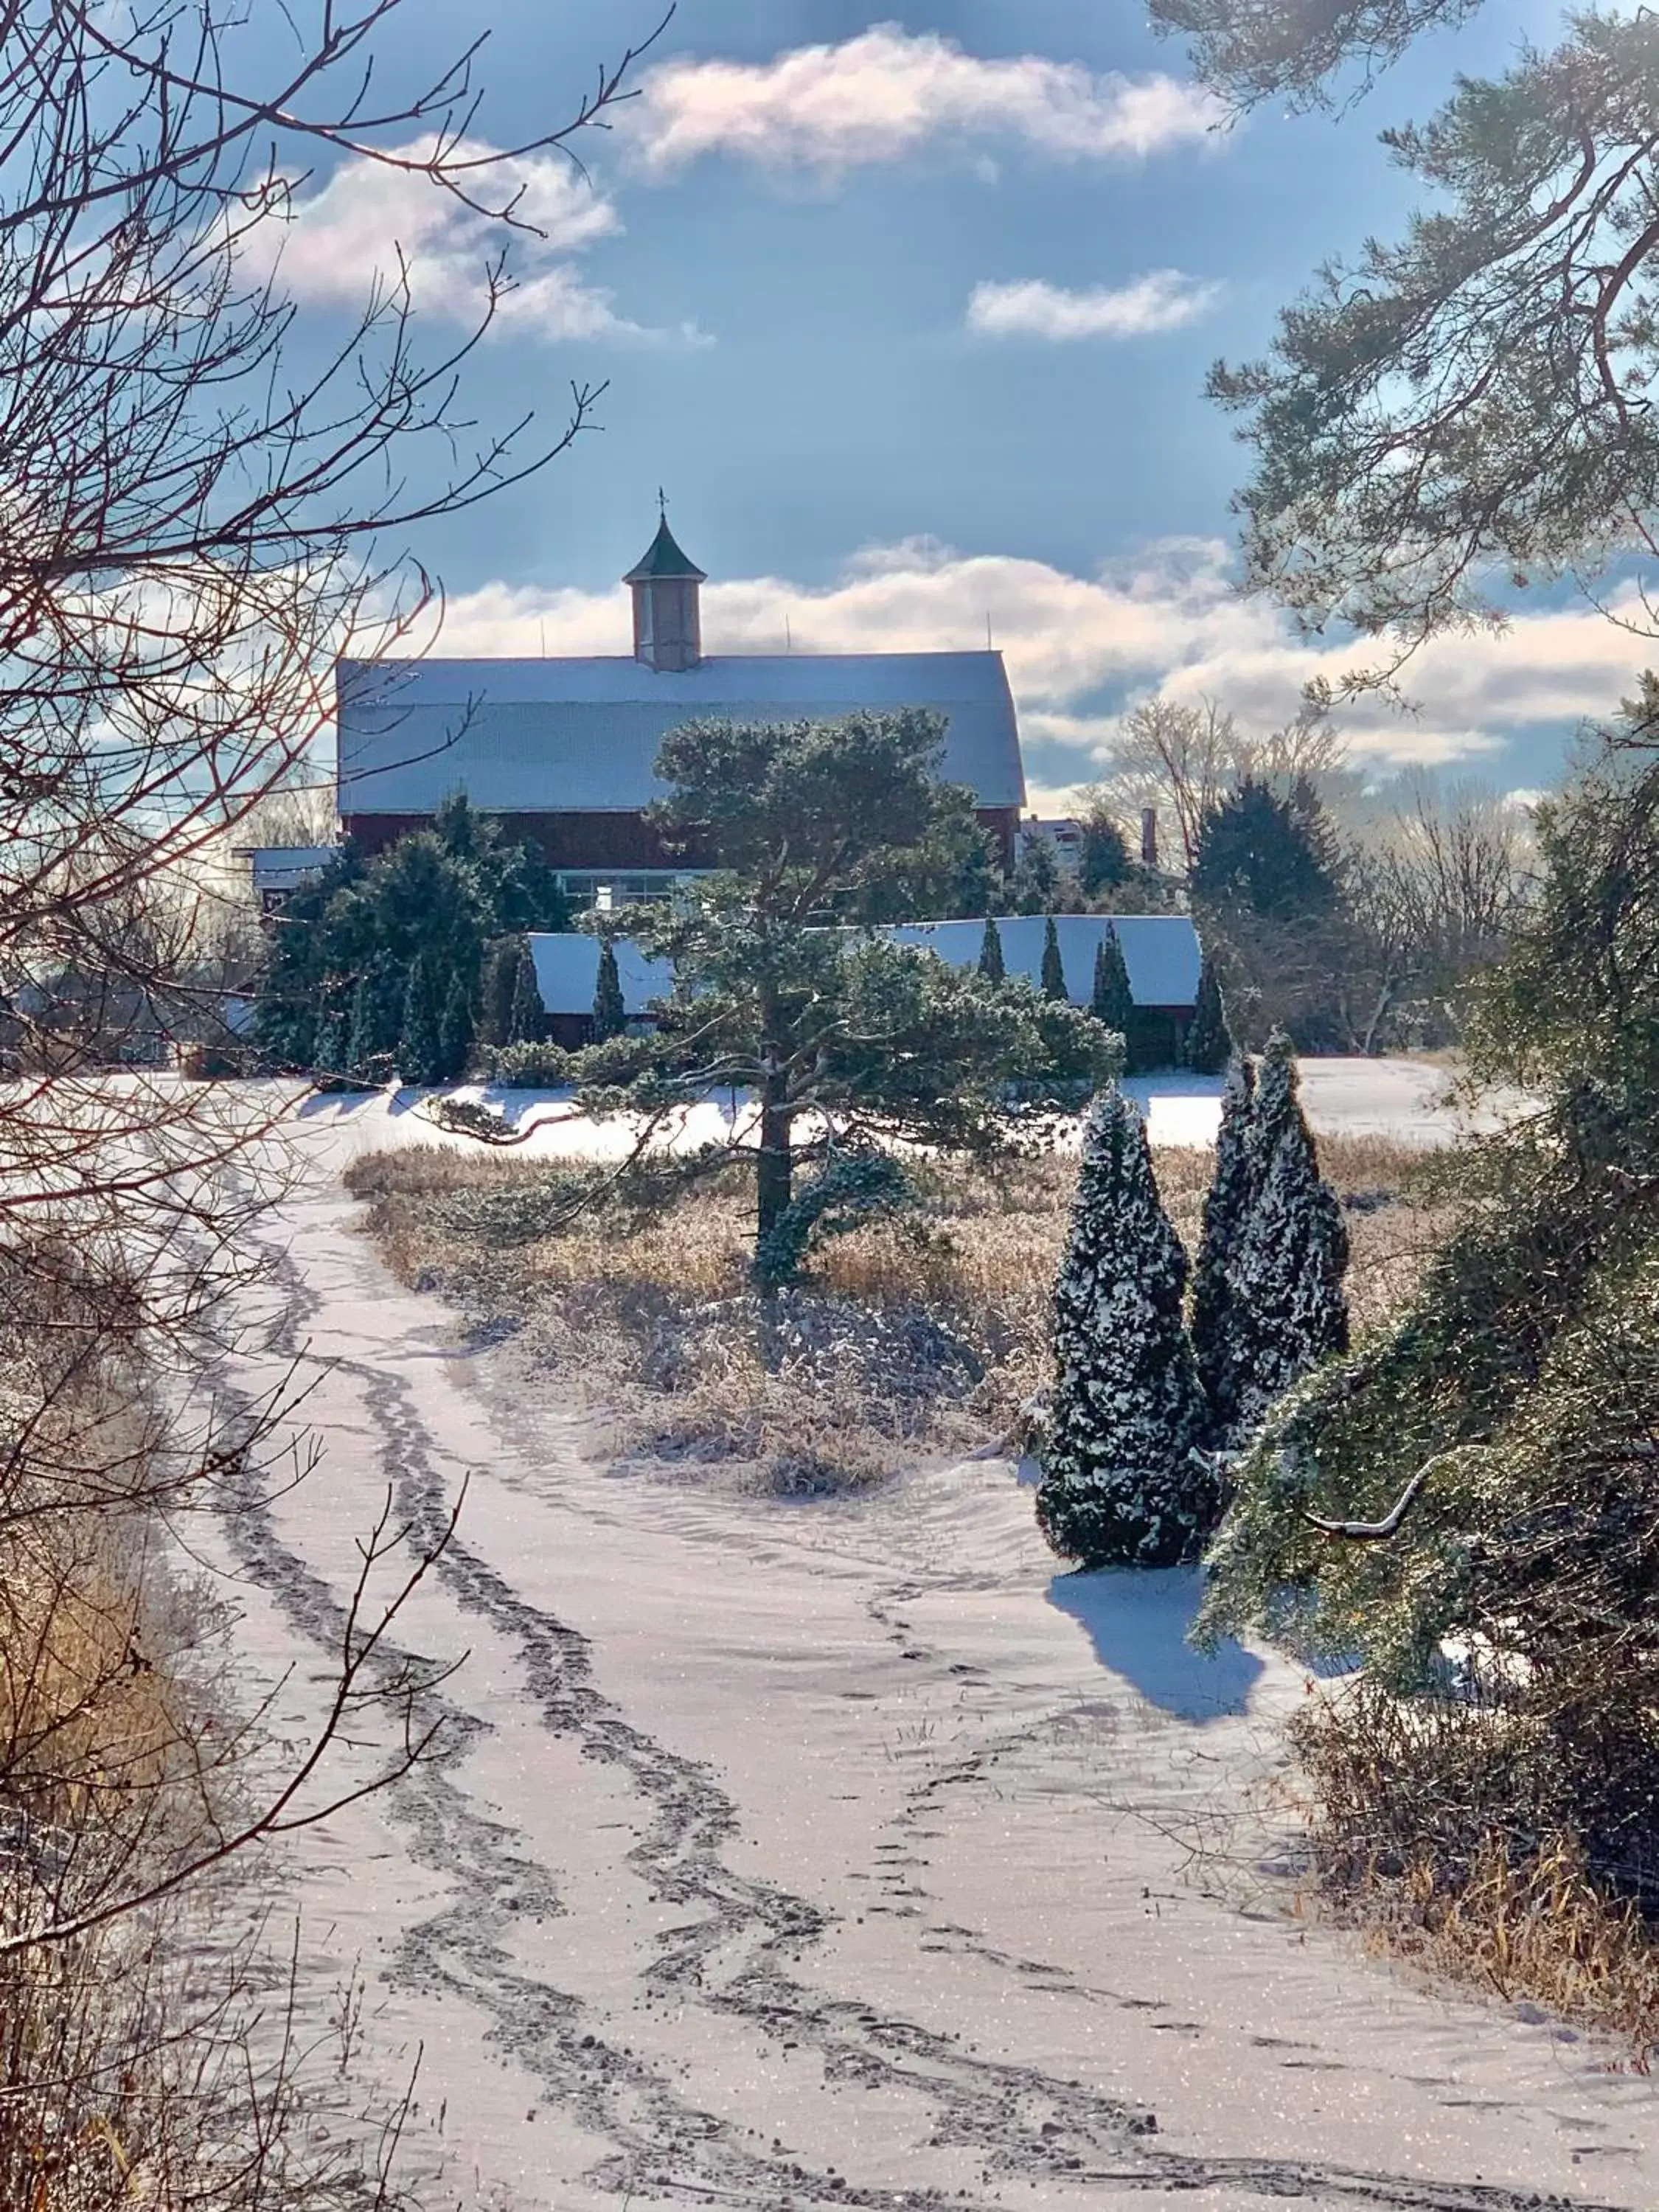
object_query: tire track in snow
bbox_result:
[198,1192,1642,2212]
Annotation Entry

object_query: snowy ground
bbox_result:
[172,1065,1655,2212]
[288,1052,1511,1165]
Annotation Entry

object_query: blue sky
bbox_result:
[266,1,1647,807]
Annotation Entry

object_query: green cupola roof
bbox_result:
[623,514,706,584]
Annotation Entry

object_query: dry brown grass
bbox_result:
[1377,1836,1659,2059]
[347,1128,1441,1492]
[1291,1671,1659,2063]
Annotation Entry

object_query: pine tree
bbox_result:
[1183,948,1231,1074]
[1040,914,1067,1001]
[1190,1053,1259,1450]
[507,939,546,1044]
[1090,925,1133,1037]
[400,958,442,1085]
[439,974,475,1081]
[592,938,626,1042]
[977,913,1005,983]
[1230,1031,1350,1439]
[1036,1086,1216,1569]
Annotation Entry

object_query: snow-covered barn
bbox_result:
[336,515,1029,905]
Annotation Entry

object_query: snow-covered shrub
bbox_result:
[1230,1030,1349,1438]
[1036,1085,1216,1568]
[1190,1051,1259,1450]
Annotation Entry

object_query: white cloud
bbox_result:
[967,271,1220,341]
[621,24,1226,180]
[241,138,693,344]
[434,536,1653,803]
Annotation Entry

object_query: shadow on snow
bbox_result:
[1046,1565,1263,1722]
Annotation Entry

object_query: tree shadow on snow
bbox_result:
[1046,1566,1262,1722]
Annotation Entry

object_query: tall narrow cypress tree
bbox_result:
[592,939,626,1041]
[479,935,521,1048]
[1090,925,1134,1037]
[1231,1031,1350,1439]
[347,961,400,1077]
[977,913,1005,983]
[400,958,442,1085]
[439,973,475,1080]
[1036,1086,1216,1569]
[311,999,349,1086]
[507,939,546,1044]
[1040,914,1068,1001]
[1191,1053,1259,1450]
[1183,949,1231,1075]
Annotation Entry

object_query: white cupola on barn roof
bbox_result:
[623,504,706,672]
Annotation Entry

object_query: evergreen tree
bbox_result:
[594,710,1113,1273]
[1191,778,1342,920]
[1036,1086,1216,1569]
[1040,914,1067,1002]
[1010,834,1061,916]
[1078,804,1130,897]
[592,939,626,1042]
[311,998,350,1086]
[346,960,400,1077]
[1190,1054,1259,1450]
[507,939,546,1044]
[977,914,1005,983]
[439,974,475,1081]
[400,958,442,1085]
[479,935,522,1048]
[1090,925,1134,1037]
[1230,1031,1349,1439]
[1183,949,1231,1074]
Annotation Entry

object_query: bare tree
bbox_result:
[1102,698,1239,872]
[0,0,665,2188]
[1101,699,1352,874]
[1343,776,1528,1048]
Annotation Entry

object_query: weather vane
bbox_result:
[658,485,667,518]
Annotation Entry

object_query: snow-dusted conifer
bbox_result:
[1090,925,1133,1036]
[592,939,626,1041]
[1040,914,1067,1001]
[1231,1031,1350,1438]
[1183,950,1231,1074]
[1190,1053,1258,1448]
[1036,1085,1216,1568]
[977,914,1005,983]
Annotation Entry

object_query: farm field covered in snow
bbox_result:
[285,1053,1513,1164]
[182,1063,1649,2212]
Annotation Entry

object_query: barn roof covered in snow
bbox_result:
[335,653,1026,816]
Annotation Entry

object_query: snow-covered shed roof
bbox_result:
[525,912,1200,1020]
[240,845,336,895]
[336,653,1026,815]
[886,915,1202,1010]
[526,933,673,1020]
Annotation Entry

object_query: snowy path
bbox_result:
[192,1136,1656,2212]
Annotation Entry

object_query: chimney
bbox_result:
[623,508,706,672]
[1141,806,1158,869]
